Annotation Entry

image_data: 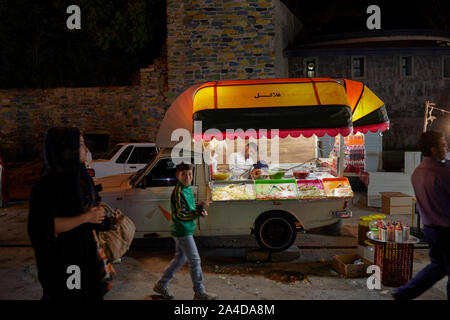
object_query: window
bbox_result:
[103,144,123,160]
[400,56,413,77]
[127,147,158,164]
[115,146,133,164]
[443,56,450,79]
[306,58,316,77]
[145,158,194,187]
[352,57,365,78]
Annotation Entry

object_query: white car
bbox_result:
[91,143,159,178]
[97,148,350,252]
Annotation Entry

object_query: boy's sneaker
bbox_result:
[193,291,218,300]
[153,283,175,300]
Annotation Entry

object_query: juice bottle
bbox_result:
[387,224,394,241]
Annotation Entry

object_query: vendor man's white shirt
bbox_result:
[228,152,254,170]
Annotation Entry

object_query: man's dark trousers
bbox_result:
[394,226,450,300]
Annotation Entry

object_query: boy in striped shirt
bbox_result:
[153,162,217,300]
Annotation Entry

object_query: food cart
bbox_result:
[151,78,390,251]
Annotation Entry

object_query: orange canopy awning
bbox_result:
[156,78,389,146]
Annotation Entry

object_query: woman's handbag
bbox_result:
[96,202,136,262]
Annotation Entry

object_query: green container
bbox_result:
[268,170,285,179]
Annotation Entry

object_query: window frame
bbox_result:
[102,144,123,160]
[442,56,450,80]
[351,56,366,79]
[400,56,414,78]
[126,146,158,164]
[115,145,134,164]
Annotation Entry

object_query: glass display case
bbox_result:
[254,179,299,200]
[211,180,256,201]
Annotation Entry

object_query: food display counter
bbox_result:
[210,173,353,202]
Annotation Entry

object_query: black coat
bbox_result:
[28,171,103,300]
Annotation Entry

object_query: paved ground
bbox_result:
[0,195,447,300]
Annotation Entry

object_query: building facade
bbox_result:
[286,30,450,151]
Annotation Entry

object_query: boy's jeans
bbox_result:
[158,235,206,294]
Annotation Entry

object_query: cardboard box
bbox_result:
[332,254,372,278]
[380,192,413,215]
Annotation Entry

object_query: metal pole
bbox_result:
[339,134,344,177]
[423,101,429,133]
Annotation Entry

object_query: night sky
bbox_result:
[282,0,449,39]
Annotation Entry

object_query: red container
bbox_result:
[296,179,326,199]
[374,242,414,287]
[293,171,309,179]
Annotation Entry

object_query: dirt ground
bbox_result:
[0,197,447,300]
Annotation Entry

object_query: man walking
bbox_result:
[393,131,450,300]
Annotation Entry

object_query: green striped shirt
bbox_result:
[170,181,201,237]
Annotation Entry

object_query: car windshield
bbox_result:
[131,154,195,187]
[129,168,145,184]
[102,144,123,160]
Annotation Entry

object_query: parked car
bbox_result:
[96,148,349,252]
[91,143,159,178]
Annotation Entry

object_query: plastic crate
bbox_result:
[374,242,414,287]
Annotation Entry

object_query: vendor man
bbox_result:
[228,142,257,172]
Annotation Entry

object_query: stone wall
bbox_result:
[289,54,450,150]
[0,83,167,163]
[166,0,300,96]
[274,1,302,77]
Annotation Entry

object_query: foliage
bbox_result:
[0,0,166,88]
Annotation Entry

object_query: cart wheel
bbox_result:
[255,212,297,252]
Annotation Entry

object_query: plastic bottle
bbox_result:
[395,223,403,243]
[403,224,410,242]
[387,224,395,241]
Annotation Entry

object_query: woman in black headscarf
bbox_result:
[28,127,106,300]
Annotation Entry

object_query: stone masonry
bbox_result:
[166,0,301,96]
[0,83,167,162]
